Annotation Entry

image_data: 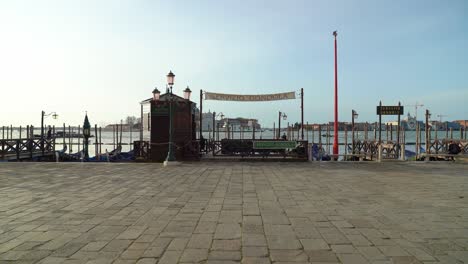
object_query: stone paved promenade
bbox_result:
[0,162,467,264]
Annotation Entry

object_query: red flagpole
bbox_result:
[333,31,339,156]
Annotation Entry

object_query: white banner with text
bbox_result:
[205,91,296,101]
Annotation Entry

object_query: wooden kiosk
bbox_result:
[136,88,199,162]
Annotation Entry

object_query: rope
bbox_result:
[150,140,198,150]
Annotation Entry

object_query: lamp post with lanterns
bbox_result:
[41,111,58,154]
[165,71,176,164]
[151,71,192,165]
[278,111,287,139]
[215,112,224,141]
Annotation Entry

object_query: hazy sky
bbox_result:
[1,0,467,127]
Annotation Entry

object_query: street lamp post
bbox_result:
[278,111,287,139]
[41,111,58,155]
[249,119,256,140]
[156,72,191,166]
[83,113,91,160]
[352,110,358,155]
[165,71,176,164]
[215,112,224,141]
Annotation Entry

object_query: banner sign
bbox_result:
[205,92,296,101]
[253,141,296,149]
[377,106,404,115]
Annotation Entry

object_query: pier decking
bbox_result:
[0,138,56,161]
[0,162,467,263]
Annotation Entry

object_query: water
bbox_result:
[1,127,465,158]
[202,129,466,154]
[1,128,138,156]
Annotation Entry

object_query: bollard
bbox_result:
[400,144,405,161]
[378,144,382,162]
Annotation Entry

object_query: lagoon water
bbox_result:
[2,127,465,157]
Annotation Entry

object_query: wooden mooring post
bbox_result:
[311,126,315,144]
[99,127,102,154]
[94,125,98,158]
[344,126,348,159]
[318,124,322,151]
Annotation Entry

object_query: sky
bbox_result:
[1,0,467,127]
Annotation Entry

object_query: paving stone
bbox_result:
[357,246,386,260]
[141,247,165,258]
[0,163,467,263]
[305,250,339,262]
[300,238,330,250]
[266,236,302,250]
[127,242,151,251]
[19,250,52,260]
[404,247,435,261]
[242,234,267,246]
[194,221,217,234]
[167,238,189,251]
[135,258,158,264]
[51,242,86,257]
[38,256,70,263]
[81,241,109,251]
[242,246,269,257]
[211,239,241,251]
[179,248,209,262]
[113,260,137,264]
[116,227,146,240]
[390,256,424,264]
[346,234,373,246]
[331,244,357,253]
[120,249,145,259]
[242,224,264,234]
[208,250,241,260]
[187,234,213,249]
[269,249,308,261]
[214,223,241,239]
[338,253,370,263]
[102,240,133,252]
[378,245,411,257]
[158,250,182,264]
[0,250,29,260]
[243,216,263,225]
[241,257,271,264]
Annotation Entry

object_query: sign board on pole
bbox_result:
[253,141,296,149]
[377,106,404,115]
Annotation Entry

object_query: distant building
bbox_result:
[327,122,347,131]
[429,121,461,130]
[453,120,468,128]
[220,118,261,130]
[201,111,214,131]
[200,112,261,131]
[104,124,133,131]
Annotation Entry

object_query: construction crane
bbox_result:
[437,114,448,130]
[405,102,424,121]
[437,114,448,123]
